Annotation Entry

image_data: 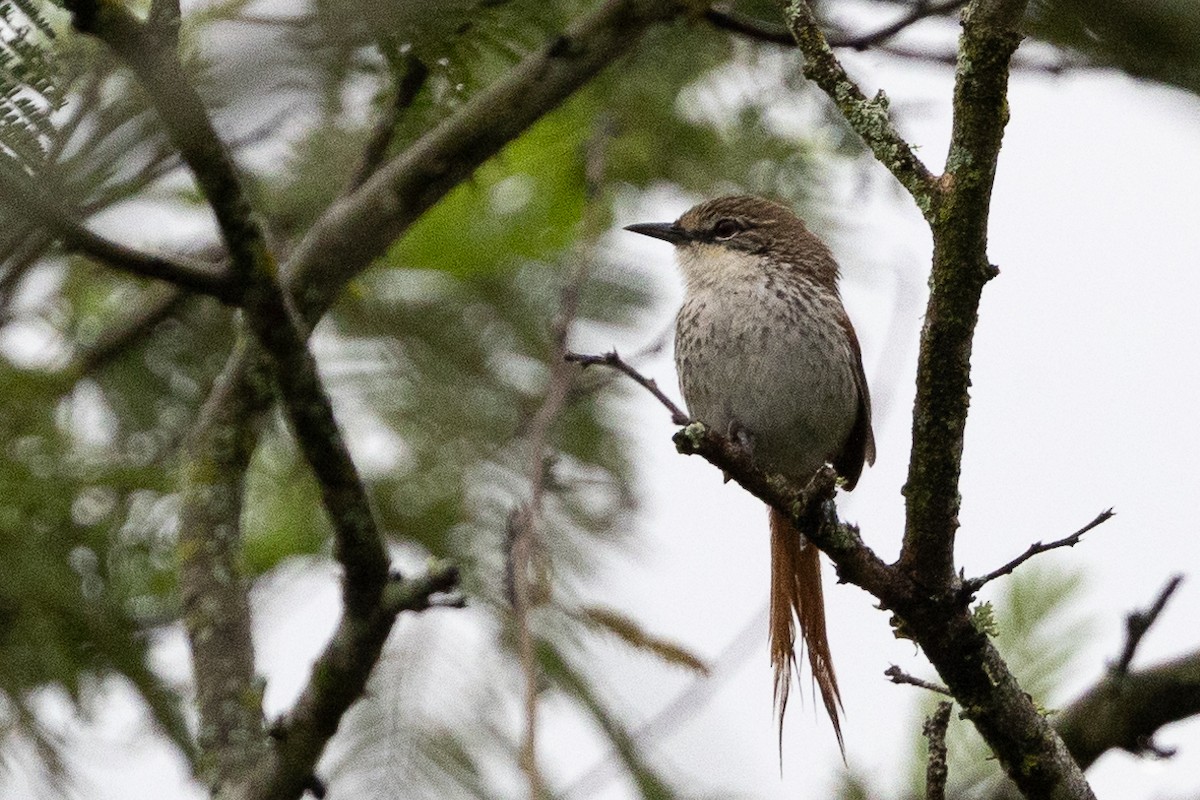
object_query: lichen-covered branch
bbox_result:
[776,0,940,218]
[897,0,1024,588]
[669,419,1095,800]
[924,701,953,800]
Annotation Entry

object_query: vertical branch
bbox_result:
[178,333,272,783]
[898,0,1025,588]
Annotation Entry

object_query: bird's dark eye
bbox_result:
[713,218,741,240]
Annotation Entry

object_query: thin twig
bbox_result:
[962,509,1115,596]
[75,285,190,375]
[563,350,690,426]
[885,665,953,696]
[923,701,954,800]
[835,0,967,50]
[1110,575,1184,678]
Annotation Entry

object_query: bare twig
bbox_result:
[962,509,1115,596]
[563,350,690,426]
[1111,575,1184,678]
[885,665,953,696]
[923,701,954,800]
[74,285,190,375]
[836,0,967,50]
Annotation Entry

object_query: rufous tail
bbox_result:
[769,506,844,757]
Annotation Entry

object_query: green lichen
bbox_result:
[971,601,999,636]
[672,421,708,454]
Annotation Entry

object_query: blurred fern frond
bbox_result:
[0,0,62,172]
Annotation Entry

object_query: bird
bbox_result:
[625,194,875,755]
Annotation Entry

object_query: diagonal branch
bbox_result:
[281,0,685,316]
[961,509,1115,596]
[1055,648,1200,772]
[0,165,237,302]
[565,350,690,425]
[1047,580,1195,779]
[775,1,941,217]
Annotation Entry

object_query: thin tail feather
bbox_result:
[769,506,844,759]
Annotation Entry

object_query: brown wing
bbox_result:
[833,317,875,491]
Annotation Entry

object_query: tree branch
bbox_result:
[178,332,269,784]
[775,0,941,218]
[835,0,968,51]
[73,284,190,376]
[249,563,461,800]
[706,1,967,51]
[895,0,1023,589]
[1057,640,1200,771]
[0,165,237,302]
[961,509,1115,596]
[281,0,685,318]
[885,665,953,696]
[564,350,690,425]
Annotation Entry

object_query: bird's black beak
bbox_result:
[623,221,689,245]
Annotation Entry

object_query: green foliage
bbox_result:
[0,364,190,782]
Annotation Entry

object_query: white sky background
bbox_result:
[50,23,1200,800]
